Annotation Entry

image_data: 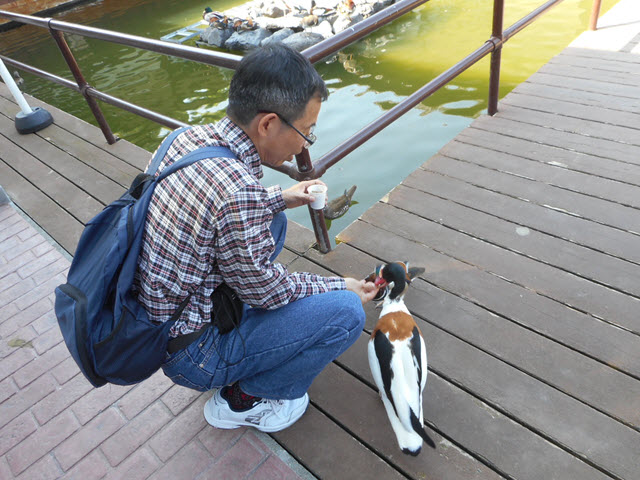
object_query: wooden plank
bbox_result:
[513,80,640,113]
[440,140,640,208]
[329,222,640,378]
[391,180,640,302]
[0,159,81,254]
[288,257,506,478]
[426,154,640,235]
[537,61,640,86]
[561,47,640,66]
[360,199,640,334]
[0,82,150,170]
[272,405,407,480]
[502,90,640,130]
[406,161,640,265]
[333,222,640,480]
[551,50,640,74]
[495,103,640,148]
[0,135,103,224]
[334,337,611,480]
[528,71,640,99]
[306,242,640,430]
[0,104,126,206]
[471,114,640,166]
[0,103,138,192]
[456,125,640,187]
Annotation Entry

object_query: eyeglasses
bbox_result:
[258,110,317,147]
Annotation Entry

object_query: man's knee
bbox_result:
[327,290,366,334]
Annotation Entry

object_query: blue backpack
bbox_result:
[54,128,235,387]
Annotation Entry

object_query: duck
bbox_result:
[202,8,229,29]
[12,71,24,89]
[367,261,436,455]
[323,185,356,220]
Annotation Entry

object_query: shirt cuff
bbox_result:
[265,185,287,213]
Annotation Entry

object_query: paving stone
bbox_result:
[31,241,54,258]
[197,425,245,459]
[13,272,65,311]
[0,276,36,309]
[3,234,46,262]
[0,376,17,403]
[117,371,173,420]
[0,296,53,338]
[0,250,35,279]
[0,272,20,293]
[72,382,133,425]
[6,409,80,476]
[50,357,81,385]
[0,325,37,359]
[13,342,68,388]
[0,219,30,244]
[102,447,162,480]
[31,306,58,335]
[160,384,202,416]
[0,410,37,456]
[16,453,63,480]
[0,456,12,480]
[149,394,208,462]
[0,374,56,429]
[16,249,61,280]
[147,440,214,480]
[31,323,63,355]
[0,301,19,324]
[32,374,93,425]
[101,401,173,466]
[17,226,37,242]
[0,346,36,382]
[30,258,69,286]
[202,435,267,478]
[60,449,110,480]
[54,407,126,471]
[250,454,302,480]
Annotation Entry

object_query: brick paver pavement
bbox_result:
[0,203,307,480]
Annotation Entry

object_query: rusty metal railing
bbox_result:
[0,0,603,252]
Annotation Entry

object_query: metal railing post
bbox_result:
[49,28,118,144]
[488,0,505,116]
[589,0,602,31]
[295,149,331,252]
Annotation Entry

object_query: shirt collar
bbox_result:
[213,117,263,180]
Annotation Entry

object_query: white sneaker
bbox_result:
[204,388,309,433]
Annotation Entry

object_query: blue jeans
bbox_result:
[161,211,366,399]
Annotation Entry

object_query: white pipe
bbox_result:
[0,59,33,115]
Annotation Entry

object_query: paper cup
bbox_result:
[308,184,327,210]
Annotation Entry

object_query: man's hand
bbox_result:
[282,180,326,209]
[345,277,380,304]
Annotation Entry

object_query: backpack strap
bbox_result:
[146,126,190,175]
[156,145,236,182]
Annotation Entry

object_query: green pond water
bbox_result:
[0,0,616,238]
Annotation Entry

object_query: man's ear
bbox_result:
[256,112,279,139]
[408,267,425,281]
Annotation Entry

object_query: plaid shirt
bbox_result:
[134,117,346,337]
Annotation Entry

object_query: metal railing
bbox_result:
[0,0,603,252]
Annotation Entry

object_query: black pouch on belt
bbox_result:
[211,282,244,334]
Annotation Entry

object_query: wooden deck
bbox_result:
[2,25,640,480]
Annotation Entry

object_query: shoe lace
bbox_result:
[264,399,286,419]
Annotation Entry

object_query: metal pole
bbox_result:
[49,28,118,144]
[488,0,504,116]
[589,0,602,31]
[308,206,331,253]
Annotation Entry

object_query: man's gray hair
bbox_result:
[227,44,328,126]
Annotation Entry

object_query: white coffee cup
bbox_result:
[308,184,327,210]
